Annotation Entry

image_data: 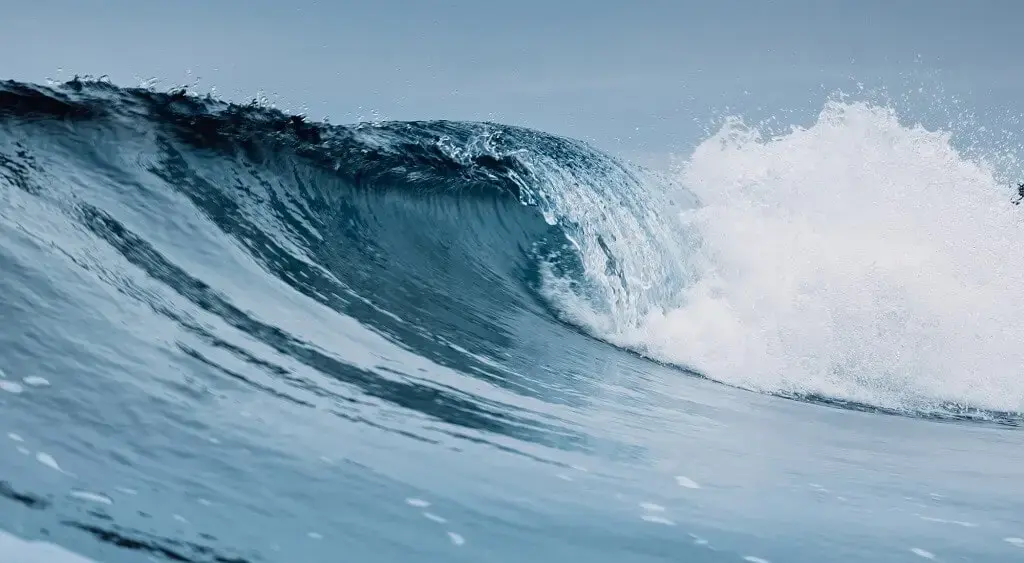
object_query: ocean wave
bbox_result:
[2,78,1021,432]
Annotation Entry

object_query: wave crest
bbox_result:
[559,100,1024,418]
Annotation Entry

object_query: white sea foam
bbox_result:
[675,475,700,489]
[36,452,66,473]
[0,381,24,394]
[911,547,936,559]
[447,531,465,546]
[423,512,447,523]
[547,100,1024,414]
[640,515,674,525]
[22,376,50,387]
[69,490,113,505]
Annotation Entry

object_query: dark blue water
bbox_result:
[1,79,1022,563]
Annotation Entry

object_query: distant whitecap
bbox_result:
[447,532,465,546]
[911,548,936,559]
[406,498,430,508]
[918,516,977,528]
[640,514,675,526]
[675,475,700,489]
[423,512,447,524]
[743,557,770,563]
[8,433,24,442]
[0,381,24,394]
[36,452,64,473]
[69,491,113,505]
[22,376,50,387]
[1005,537,1024,547]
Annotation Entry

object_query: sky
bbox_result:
[3,0,1023,164]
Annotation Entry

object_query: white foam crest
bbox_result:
[552,100,1024,414]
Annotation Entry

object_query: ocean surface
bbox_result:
[0,78,1023,562]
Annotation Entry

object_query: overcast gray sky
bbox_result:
[3,0,1022,162]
